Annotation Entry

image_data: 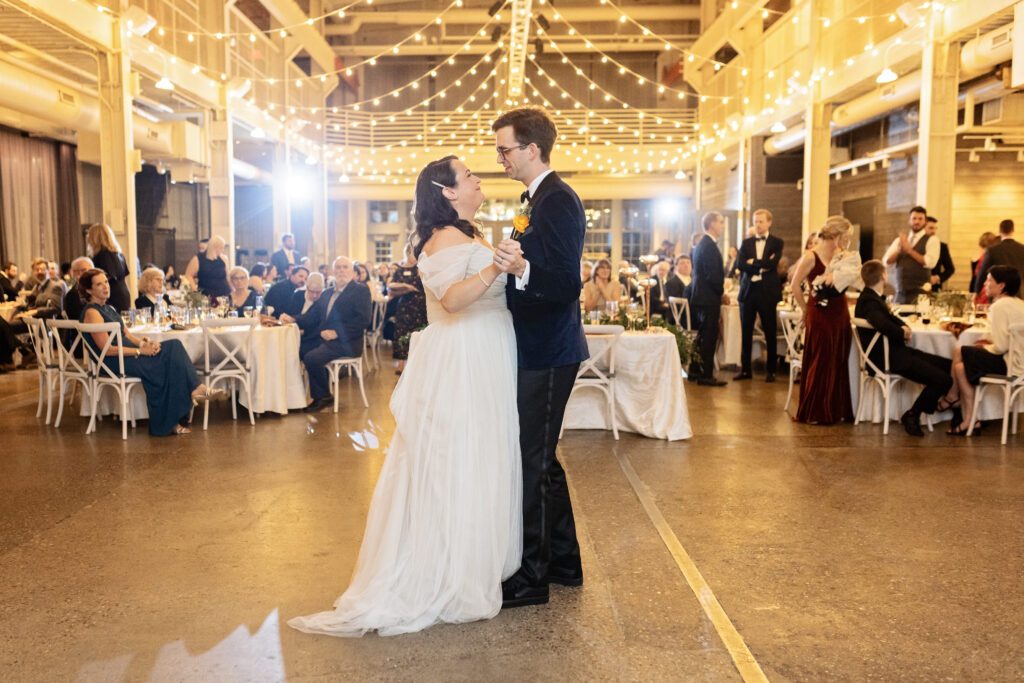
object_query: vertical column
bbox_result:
[209,109,235,265]
[610,198,623,270]
[311,113,329,268]
[97,31,139,298]
[801,100,831,240]
[272,143,292,246]
[347,199,367,259]
[916,36,959,229]
[735,136,748,244]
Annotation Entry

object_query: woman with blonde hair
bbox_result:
[583,259,619,312]
[134,266,172,312]
[790,215,855,424]
[86,223,132,312]
[184,235,230,298]
[226,266,259,315]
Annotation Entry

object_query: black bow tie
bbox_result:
[520,191,530,203]
[756,236,766,241]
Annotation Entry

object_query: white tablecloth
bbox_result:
[718,304,743,367]
[84,323,307,419]
[562,329,692,440]
[849,322,1003,422]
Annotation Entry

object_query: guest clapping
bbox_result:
[584,259,620,312]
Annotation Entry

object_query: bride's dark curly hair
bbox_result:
[412,155,481,257]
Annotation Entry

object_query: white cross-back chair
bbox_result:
[46,319,93,428]
[560,324,624,440]
[668,296,691,329]
[327,355,368,410]
[200,317,258,429]
[851,318,931,435]
[23,317,60,424]
[363,298,386,371]
[779,310,804,413]
[79,321,142,440]
[967,323,1024,444]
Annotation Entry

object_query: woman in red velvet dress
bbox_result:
[791,216,855,424]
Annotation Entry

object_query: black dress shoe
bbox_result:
[901,410,924,437]
[765,373,776,383]
[501,579,549,609]
[546,567,584,587]
[696,378,727,387]
[733,371,752,381]
[303,397,331,413]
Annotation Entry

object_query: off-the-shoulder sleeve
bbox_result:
[418,245,475,300]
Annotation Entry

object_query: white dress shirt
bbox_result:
[751,233,768,282]
[883,229,939,270]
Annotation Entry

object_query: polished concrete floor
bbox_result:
[1,360,1022,682]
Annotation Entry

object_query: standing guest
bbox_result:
[226,266,258,315]
[164,265,181,290]
[388,242,428,373]
[184,235,231,299]
[266,265,308,316]
[945,266,1024,435]
[735,208,784,382]
[134,267,172,313]
[87,223,131,312]
[883,206,937,304]
[280,257,371,413]
[581,260,593,285]
[690,211,729,386]
[287,271,325,320]
[79,268,213,436]
[648,260,672,319]
[270,233,301,281]
[926,217,955,292]
[856,260,953,436]
[63,257,93,323]
[583,259,620,312]
[0,261,21,300]
[976,219,1024,298]
[970,232,1000,299]
[791,216,855,424]
[249,263,270,293]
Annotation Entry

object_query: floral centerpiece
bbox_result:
[587,307,701,372]
[934,290,969,318]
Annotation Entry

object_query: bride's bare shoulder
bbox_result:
[421,227,474,258]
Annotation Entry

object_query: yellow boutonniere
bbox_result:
[512,202,531,239]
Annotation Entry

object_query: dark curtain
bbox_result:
[54,142,82,263]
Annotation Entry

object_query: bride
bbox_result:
[288,155,522,637]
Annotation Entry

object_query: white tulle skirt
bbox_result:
[288,306,522,637]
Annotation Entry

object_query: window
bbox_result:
[369,201,399,224]
[582,200,612,259]
[622,200,653,262]
[374,240,393,264]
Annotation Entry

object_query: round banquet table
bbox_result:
[562,328,692,441]
[82,321,307,420]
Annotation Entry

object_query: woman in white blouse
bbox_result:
[945,265,1024,435]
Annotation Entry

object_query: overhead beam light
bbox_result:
[769,121,786,133]
[155,77,174,91]
[876,67,898,83]
[713,151,727,162]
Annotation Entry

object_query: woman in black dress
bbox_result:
[226,266,259,315]
[134,267,172,313]
[184,235,231,300]
[87,223,132,312]
[388,242,427,372]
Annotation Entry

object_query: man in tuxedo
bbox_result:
[735,209,784,382]
[492,106,589,609]
[280,256,370,413]
[884,206,938,303]
[648,259,671,319]
[690,211,729,386]
[925,217,955,292]
[270,233,302,282]
[977,219,1024,298]
[664,255,692,327]
[855,260,953,436]
[265,265,308,316]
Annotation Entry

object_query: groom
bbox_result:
[492,107,590,608]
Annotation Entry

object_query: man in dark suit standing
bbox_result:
[735,208,784,382]
[977,219,1024,298]
[492,107,589,609]
[926,217,955,292]
[855,260,953,436]
[280,256,370,413]
[690,211,728,386]
[270,233,302,282]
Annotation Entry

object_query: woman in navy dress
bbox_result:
[79,268,211,436]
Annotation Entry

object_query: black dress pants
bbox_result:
[892,349,953,414]
[512,363,582,587]
[740,286,778,374]
[691,304,720,379]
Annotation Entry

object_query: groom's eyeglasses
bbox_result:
[495,143,529,160]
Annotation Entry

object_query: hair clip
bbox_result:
[430,180,448,189]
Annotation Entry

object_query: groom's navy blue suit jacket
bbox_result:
[505,171,590,371]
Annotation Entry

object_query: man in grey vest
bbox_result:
[883,206,938,304]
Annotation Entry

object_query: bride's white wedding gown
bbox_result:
[288,242,522,637]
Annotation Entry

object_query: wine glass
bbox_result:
[626,303,641,330]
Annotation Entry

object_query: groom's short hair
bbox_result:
[491,107,557,164]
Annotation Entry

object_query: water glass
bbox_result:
[121,310,134,328]
[138,308,151,325]
[243,306,255,319]
[228,310,239,318]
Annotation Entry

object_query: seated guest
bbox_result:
[63,257,94,323]
[249,262,270,293]
[945,265,1024,435]
[0,261,20,300]
[855,260,953,436]
[134,266,172,314]
[10,257,66,332]
[164,264,181,290]
[649,259,672,318]
[664,255,693,327]
[354,261,386,303]
[0,316,16,372]
[584,259,620,312]
[581,260,593,285]
[226,266,259,315]
[79,268,213,436]
[617,261,639,301]
[280,256,371,413]
[288,271,326,320]
[265,265,308,316]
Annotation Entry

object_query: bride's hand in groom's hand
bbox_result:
[494,240,526,277]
